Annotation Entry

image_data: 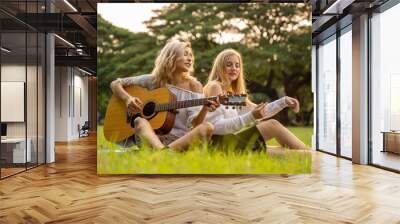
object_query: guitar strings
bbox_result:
[154,96,218,112]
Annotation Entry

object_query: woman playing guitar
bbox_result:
[110,39,218,151]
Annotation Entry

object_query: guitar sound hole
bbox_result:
[143,102,156,117]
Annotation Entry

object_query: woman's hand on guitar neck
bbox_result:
[125,96,143,114]
[204,100,220,112]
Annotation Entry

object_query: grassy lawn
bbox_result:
[97,126,312,174]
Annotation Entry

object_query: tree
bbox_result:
[97,15,158,119]
[97,3,313,125]
[145,3,312,125]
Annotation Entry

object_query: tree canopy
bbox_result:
[97,3,312,125]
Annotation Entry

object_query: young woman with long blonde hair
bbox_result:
[111,39,218,151]
[204,49,307,150]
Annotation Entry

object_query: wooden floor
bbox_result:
[1,167,26,178]
[1,163,45,178]
[1,135,400,223]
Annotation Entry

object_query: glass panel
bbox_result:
[38,32,45,165]
[1,30,27,177]
[340,28,352,158]
[371,4,400,171]
[26,0,38,169]
[0,1,46,178]
[27,30,38,169]
[317,36,337,154]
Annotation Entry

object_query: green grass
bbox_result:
[97,126,312,174]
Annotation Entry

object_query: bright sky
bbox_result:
[97,3,241,43]
[97,3,169,33]
[97,3,310,43]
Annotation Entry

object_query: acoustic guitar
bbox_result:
[103,85,246,142]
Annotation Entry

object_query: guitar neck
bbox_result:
[155,96,218,112]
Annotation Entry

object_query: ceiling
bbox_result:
[312,0,390,43]
[1,0,97,75]
[1,0,329,75]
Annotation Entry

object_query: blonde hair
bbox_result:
[152,39,194,87]
[207,49,247,95]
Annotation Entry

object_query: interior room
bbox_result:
[313,0,400,172]
[0,7,46,178]
[0,0,97,179]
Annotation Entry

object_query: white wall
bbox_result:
[1,65,26,140]
[1,82,25,122]
[72,73,89,138]
[55,67,69,141]
[55,67,89,141]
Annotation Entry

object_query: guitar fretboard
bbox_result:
[155,96,218,112]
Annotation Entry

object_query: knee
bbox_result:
[261,119,280,125]
[134,117,149,132]
[267,119,280,125]
[259,119,281,129]
[198,122,214,137]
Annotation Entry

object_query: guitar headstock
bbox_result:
[219,94,247,107]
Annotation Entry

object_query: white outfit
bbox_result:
[263,97,288,119]
[204,106,256,135]
[203,97,288,135]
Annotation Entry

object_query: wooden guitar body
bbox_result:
[103,86,176,142]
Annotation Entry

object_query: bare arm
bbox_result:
[110,78,143,113]
[190,80,219,127]
[110,79,131,104]
[191,106,210,127]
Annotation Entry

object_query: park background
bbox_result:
[97,3,313,174]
